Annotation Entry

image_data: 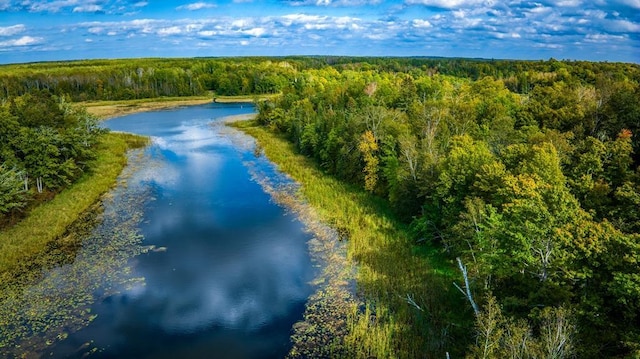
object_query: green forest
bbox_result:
[0,90,104,222]
[1,57,639,358]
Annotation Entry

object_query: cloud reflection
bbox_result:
[92,105,314,355]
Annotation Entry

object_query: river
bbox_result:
[17,103,317,358]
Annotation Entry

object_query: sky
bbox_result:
[0,0,638,64]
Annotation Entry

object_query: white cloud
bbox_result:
[243,27,266,37]
[13,0,149,14]
[404,0,486,8]
[158,26,184,36]
[0,24,26,37]
[452,9,465,18]
[88,27,105,34]
[13,35,41,46]
[176,2,216,10]
[412,19,433,28]
[232,19,252,28]
[198,30,217,37]
[3,0,635,63]
[616,0,640,9]
[585,33,627,43]
[281,14,324,25]
[73,4,102,12]
[27,0,79,13]
[556,0,582,6]
[0,35,43,47]
[286,0,380,5]
[607,19,640,32]
[279,13,360,31]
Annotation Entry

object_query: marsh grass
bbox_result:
[81,96,214,119]
[233,120,473,358]
[81,94,276,119]
[213,94,279,103]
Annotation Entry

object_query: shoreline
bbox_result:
[231,119,463,357]
[82,97,214,119]
[219,113,257,123]
[0,133,146,281]
[82,95,269,120]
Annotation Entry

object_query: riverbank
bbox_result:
[0,132,147,286]
[230,120,470,358]
[82,94,271,119]
[81,96,214,119]
[0,96,249,274]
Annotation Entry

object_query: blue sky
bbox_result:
[0,0,638,64]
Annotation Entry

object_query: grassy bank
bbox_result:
[81,95,214,119]
[0,132,147,284]
[213,94,279,103]
[232,120,472,358]
[82,94,276,119]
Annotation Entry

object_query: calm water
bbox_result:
[49,104,315,358]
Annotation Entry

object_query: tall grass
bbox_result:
[0,132,148,283]
[233,120,473,358]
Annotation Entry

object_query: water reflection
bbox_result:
[48,104,315,358]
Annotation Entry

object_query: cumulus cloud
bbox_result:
[243,27,266,37]
[585,33,628,43]
[404,0,487,8]
[279,13,361,30]
[73,4,102,13]
[412,19,433,28]
[0,35,43,48]
[0,24,26,36]
[176,2,216,11]
[285,0,380,5]
[0,0,638,63]
[2,0,147,14]
[606,19,640,32]
[158,26,184,36]
[617,0,640,9]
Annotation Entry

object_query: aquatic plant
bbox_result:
[0,149,155,357]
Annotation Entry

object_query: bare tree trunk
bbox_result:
[454,257,480,316]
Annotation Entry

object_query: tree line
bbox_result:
[0,58,296,101]
[255,59,640,357]
[2,57,638,102]
[0,91,104,223]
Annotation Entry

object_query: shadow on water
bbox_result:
[0,104,335,358]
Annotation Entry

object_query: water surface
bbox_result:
[48,104,315,358]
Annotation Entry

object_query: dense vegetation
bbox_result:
[254,59,640,357]
[0,91,105,224]
[0,58,295,101]
[1,57,639,357]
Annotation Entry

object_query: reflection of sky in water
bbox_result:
[52,105,314,358]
